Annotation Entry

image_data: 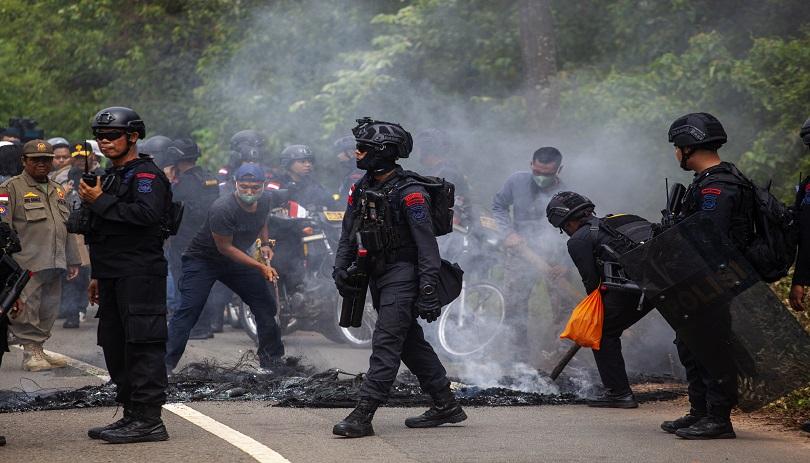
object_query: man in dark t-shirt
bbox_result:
[165,163,284,371]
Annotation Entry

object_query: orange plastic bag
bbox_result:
[559,287,604,350]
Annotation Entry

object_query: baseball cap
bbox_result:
[234,162,266,182]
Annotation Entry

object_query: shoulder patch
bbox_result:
[0,193,8,203]
[136,172,156,180]
[701,194,718,211]
[701,187,722,195]
[205,179,219,187]
[137,178,153,193]
[404,192,425,207]
[0,205,7,216]
[407,203,429,223]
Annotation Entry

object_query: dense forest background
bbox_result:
[2,0,809,211]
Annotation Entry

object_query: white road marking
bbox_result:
[164,403,291,463]
[33,347,292,463]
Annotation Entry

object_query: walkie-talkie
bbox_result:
[82,141,97,187]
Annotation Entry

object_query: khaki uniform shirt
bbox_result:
[0,171,81,272]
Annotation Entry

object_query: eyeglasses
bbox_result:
[94,130,127,141]
[27,157,53,164]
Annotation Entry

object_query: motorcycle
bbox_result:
[235,199,376,348]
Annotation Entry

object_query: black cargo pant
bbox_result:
[592,291,653,395]
[673,303,738,420]
[359,261,450,401]
[97,276,168,416]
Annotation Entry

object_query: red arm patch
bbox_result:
[701,187,722,195]
[136,172,156,179]
[404,192,425,207]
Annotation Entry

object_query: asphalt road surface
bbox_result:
[1,309,808,463]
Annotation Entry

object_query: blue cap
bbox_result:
[233,162,265,181]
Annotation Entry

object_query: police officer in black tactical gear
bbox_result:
[78,107,173,444]
[221,130,272,193]
[141,135,176,182]
[660,112,754,440]
[331,117,466,438]
[789,117,810,434]
[334,135,364,203]
[275,144,331,209]
[547,192,654,409]
[165,138,223,338]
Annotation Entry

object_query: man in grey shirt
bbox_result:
[492,147,567,363]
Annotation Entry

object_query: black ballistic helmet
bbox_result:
[546,191,595,228]
[800,117,810,146]
[667,112,727,148]
[230,130,266,152]
[167,137,201,163]
[332,135,355,154]
[352,117,413,159]
[280,144,314,169]
[415,128,451,155]
[140,135,173,157]
[92,106,146,139]
[47,137,70,149]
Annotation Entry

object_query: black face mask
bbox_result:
[679,148,691,171]
[357,151,396,174]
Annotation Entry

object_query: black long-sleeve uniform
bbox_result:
[566,215,653,395]
[674,161,754,420]
[793,176,810,286]
[335,166,448,401]
[86,154,172,416]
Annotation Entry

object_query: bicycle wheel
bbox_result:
[438,281,506,357]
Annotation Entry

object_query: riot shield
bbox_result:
[619,212,810,411]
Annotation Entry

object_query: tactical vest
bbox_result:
[680,163,755,249]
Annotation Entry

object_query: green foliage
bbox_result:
[1,0,809,195]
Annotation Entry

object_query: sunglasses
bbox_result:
[94,130,127,141]
[356,143,382,153]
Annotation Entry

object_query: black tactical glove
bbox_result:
[333,268,361,298]
[416,284,441,323]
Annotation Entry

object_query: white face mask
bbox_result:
[533,174,557,188]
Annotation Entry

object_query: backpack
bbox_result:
[596,214,655,257]
[394,170,456,237]
[708,165,798,283]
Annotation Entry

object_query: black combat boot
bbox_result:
[405,386,467,428]
[660,409,706,434]
[587,391,638,409]
[333,399,381,438]
[99,405,169,444]
[88,405,134,439]
[675,416,736,440]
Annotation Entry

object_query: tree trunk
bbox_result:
[519,0,559,129]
